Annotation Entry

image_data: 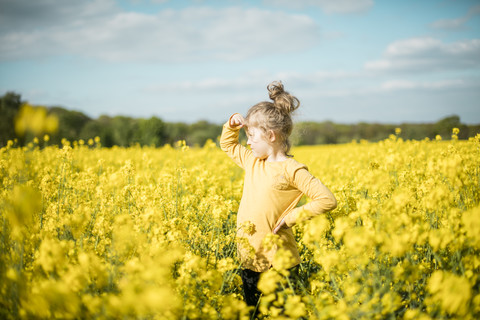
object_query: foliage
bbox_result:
[291,116,476,145]
[47,106,88,144]
[1,129,479,319]
[0,92,23,146]
[1,92,479,148]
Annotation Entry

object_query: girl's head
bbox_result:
[245,81,300,157]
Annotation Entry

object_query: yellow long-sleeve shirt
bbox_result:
[220,119,337,272]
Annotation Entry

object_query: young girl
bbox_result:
[220,81,337,308]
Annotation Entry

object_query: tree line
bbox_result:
[1,92,479,148]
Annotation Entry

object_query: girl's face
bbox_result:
[246,126,272,160]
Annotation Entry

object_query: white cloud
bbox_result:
[0,5,320,62]
[143,70,358,94]
[144,76,264,93]
[0,0,119,32]
[380,79,466,91]
[430,4,480,31]
[365,37,480,72]
[263,0,373,14]
[431,16,468,30]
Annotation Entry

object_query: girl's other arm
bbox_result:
[284,169,337,228]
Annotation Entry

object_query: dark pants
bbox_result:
[241,268,262,307]
[240,266,301,308]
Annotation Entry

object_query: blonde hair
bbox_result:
[246,81,300,156]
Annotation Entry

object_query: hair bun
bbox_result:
[267,81,300,114]
[267,81,284,100]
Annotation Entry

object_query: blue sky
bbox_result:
[0,0,479,124]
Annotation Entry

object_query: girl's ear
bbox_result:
[268,130,276,143]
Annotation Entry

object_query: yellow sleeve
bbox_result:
[284,168,337,227]
[219,114,252,169]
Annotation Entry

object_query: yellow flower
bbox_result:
[5,185,41,239]
[220,296,250,320]
[332,216,350,242]
[6,268,18,281]
[462,205,480,249]
[36,238,67,274]
[262,233,282,251]
[238,220,256,235]
[272,248,296,271]
[403,309,432,320]
[1,125,479,319]
[14,103,58,136]
[303,214,330,244]
[258,270,283,294]
[217,257,236,273]
[284,295,306,318]
[427,270,472,316]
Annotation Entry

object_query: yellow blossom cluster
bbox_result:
[1,130,479,319]
[14,103,59,137]
[1,139,246,319]
[290,130,480,319]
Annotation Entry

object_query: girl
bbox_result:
[220,81,337,308]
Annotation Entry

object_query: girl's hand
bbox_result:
[273,218,286,234]
[230,113,245,128]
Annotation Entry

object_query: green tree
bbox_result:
[96,116,115,147]
[188,120,222,147]
[433,115,461,139]
[109,116,139,147]
[137,117,166,147]
[79,119,106,143]
[165,122,189,145]
[48,107,91,144]
[0,92,22,146]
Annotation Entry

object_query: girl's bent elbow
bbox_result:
[219,138,232,152]
[219,142,228,152]
[329,197,338,211]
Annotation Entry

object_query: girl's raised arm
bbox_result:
[220,113,252,169]
[230,113,245,128]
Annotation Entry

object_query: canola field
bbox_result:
[1,132,479,319]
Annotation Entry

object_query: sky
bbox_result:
[0,0,479,124]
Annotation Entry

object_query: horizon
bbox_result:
[40,102,476,126]
[1,0,479,124]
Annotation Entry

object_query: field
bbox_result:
[1,132,479,319]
